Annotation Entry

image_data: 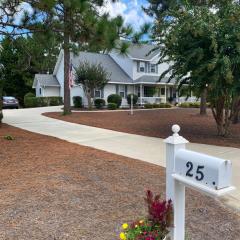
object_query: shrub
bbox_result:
[107,103,117,110]
[24,92,35,99]
[127,94,138,106]
[24,97,63,108]
[4,135,15,140]
[152,103,160,108]
[107,94,122,108]
[73,96,82,108]
[24,92,35,107]
[178,102,190,108]
[49,97,63,106]
[144,103,153,109]
[189,102,200,108]
[120,190,173,240]
[94,98,106,109]
[37,97,48,107]
[24,97,39,108]
[160,102,172,108]
[179,102,200,108]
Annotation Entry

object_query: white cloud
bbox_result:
[14,2,33,24]
[101,0,153,29]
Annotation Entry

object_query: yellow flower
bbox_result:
[122,223,128,230]
[139,220,144,224]
[135,224,138,228]
[120,232,126,240]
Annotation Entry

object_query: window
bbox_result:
[138,61,145,72]
[119,85,126,98]
[39,88,42,95]
[94,89,101,98]
[144,86,156,97]
[151,64,156,73]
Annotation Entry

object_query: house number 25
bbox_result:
[186,161,205,181]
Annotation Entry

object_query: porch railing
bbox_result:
[138,97,166,105]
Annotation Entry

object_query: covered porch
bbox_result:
[133,84,177,105]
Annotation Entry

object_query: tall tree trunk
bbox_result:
[200,88,207,115]
[211,97,226,136]
[63,6,71,115]
[232,96,240,124]
[87,93,92,110]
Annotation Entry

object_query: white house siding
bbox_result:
[43,87,60,97]
[56,55,64,99]
[103,84,116,103]
[70,85,87,106]
[132,59,171,81]
[35,81,42,97]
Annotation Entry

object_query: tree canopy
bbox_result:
[146,1,240,135]
[75,61,110,109]
[0,0,149,115]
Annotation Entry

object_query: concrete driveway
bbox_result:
[3,106,240,210]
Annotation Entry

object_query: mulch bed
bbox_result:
[44,108,240,148]
[0,123,239,239]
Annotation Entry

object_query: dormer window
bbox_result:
[137,61,145,72]
[151,64,156,73]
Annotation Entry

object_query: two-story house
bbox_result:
[33,43,196,106]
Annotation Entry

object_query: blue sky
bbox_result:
[8,1,152,34]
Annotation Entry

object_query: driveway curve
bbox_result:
[3,106,240,211]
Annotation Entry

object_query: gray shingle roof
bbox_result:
[134,75,176,84]
[33,74,60,88]
[72,52,133,83]
[127,43,160,60]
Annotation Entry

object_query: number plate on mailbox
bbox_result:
[175,149,232,190]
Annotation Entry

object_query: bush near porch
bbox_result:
[144,103,172,109]
[107,94,122,108]
[178,102,201,108]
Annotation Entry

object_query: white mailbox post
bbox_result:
[164,125,235,240]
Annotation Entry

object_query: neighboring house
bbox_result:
[33,43,197,106]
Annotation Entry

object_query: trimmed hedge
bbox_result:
[24,92,35,107]
[145,103,172,109]
[127,94,138,105]
[107,103,117,110]
[24,97,63,108]
[73,96,82,108]
[144,103,153,109]
[107,94,122,108]
[179,102,200,108]
[94,98,106,109]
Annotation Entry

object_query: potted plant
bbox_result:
[119,190,173,240]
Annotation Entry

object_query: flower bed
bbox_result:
[120,190,173,240]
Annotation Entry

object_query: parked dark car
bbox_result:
[2,96,19,109]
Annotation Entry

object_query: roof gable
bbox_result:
[33,74,60,88]
[127,43,160,61]
[72,52,133,84]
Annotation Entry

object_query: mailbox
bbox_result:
[175,149,232,190]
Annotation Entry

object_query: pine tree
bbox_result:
[0,0,137,115]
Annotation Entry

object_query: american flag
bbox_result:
[69,60,74,89]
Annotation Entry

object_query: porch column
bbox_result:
[165,85,167,103]
[176,89,179,103]
[140,84,143,105]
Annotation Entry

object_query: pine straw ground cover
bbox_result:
[44,108,240,148]
[0,124,239,240]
